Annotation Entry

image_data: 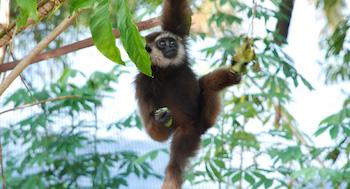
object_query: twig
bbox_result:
[0,17,161,73]
[0,12,80,97]
[0,95,81,115]
[247,0,257,38]
[8,50,37,102]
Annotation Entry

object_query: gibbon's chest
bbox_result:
[151,73,200,120]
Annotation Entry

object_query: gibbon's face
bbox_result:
[145,31,186,68]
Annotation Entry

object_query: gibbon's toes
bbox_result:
[154,107,172,126]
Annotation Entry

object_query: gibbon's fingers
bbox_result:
[154,107,173,127]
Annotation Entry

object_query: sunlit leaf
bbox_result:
[69,0,95,13]
[89,0,124,64]
[15,0,38,28]
[115,0,152,76]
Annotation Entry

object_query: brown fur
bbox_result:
[162,0,191,38]
[134,0,243,188]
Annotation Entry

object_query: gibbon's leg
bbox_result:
[199,68,242,131]
[161,126,201,189]
[137,99,173,142]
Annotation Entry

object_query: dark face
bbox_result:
[144,32,185,67]
[155,37,178,58]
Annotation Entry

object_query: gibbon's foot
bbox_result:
[154,107,173,127]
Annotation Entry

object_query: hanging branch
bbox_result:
[0,0,66,47]
[0,17,161,73]
[0,12,80,97]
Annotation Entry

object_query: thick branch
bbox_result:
[0,17,161,73]
[275,0,295,44]
[0,12,79,97]
[0,0,65,47]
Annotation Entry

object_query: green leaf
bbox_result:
[264,179,273,188]
[202,138,212,147]
[314,125,330,136]
[299,75,314,90]
[213,159,226,169]
[209,161,222,181]
[69,0,95,13]
[135,150,159,163]
[205,162,215,181]
[329,125,339,139]
[343,126,350,136]
[232,172,242,183]
[89,0,124,64]
[292,167,318,181]
[115,0,152,76]
[15,0,38,28]
[244,172,255,185]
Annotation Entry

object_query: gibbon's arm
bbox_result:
[136,94,172,142]
[199,68,242,131]
[162,0,192,38]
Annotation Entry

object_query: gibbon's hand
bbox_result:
[231,37,255,73]
[231,61,249,73]
[154,107,173,127]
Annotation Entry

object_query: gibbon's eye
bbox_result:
[169,40,176,47]
[145,45,152,53]
[157,39,167,49]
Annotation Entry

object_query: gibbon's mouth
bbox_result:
[163,49,177,58]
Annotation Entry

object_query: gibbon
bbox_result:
[135,0,244,188]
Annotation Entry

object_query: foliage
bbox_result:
[314,3,350,189]
[322,18,350,83]
[184,0,348,188]
[11,0,152,76]
[1,67,162,188]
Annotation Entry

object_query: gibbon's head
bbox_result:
[145,31,186,68]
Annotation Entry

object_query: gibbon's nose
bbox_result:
[145,45,152,53]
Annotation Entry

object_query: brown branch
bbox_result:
[0,12,79,97]
[0,95,81,115]
[0,17,161,73]
[275,0,295,45]
[0,0,66,47]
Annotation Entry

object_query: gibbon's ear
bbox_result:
[161,0,192,38]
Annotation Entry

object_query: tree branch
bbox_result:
[0,12,80,97]
[0,17,161,73]
[0,0,65,47]
[275,0,295,45]
[0,95,81,115]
